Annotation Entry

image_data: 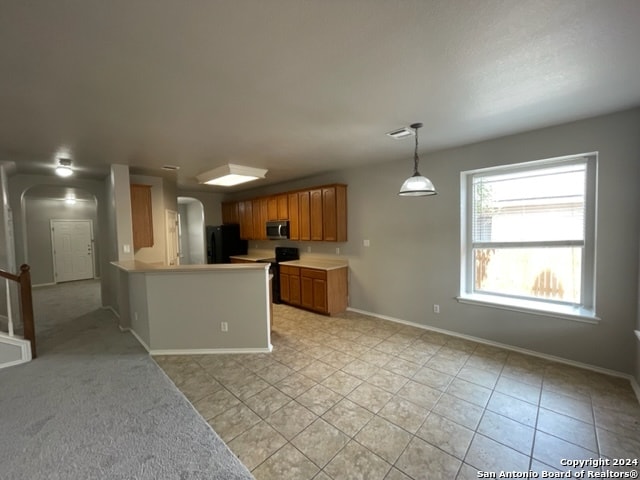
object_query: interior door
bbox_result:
[51,219,94,283]
[166,209,180,266]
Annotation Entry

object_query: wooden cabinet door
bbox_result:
[288,193,299,240]
[252,199,261,240]
[252,198,268,240]
[322,187,337,241]
[239,200,253,239]
[280,272,290,302]
[322,185,347,242]
[260,198,268,239]
[289,272,301,305]
[299,191,311,241]
[277,194,289,220]
[301,276,314,309]
[130,184,154,249]
[310,189,323,241]
[313,278,328,312]
[221,202,239,225]
[267,196,278,220]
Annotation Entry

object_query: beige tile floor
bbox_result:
[155,305,640,480]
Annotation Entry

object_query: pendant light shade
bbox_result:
[398,123,437,196]
[55,158,73,177]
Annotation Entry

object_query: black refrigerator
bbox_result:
[206,224,248,263]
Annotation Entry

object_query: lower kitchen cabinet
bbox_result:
[280,265,347,315]
[280,265,301,306]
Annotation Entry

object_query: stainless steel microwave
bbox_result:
[266,220,289,240]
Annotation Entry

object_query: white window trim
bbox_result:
[459,152,598,323]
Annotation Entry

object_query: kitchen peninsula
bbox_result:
[230,251,349,315]
[111,260,272,354]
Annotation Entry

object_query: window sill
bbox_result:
[456,294,600,324]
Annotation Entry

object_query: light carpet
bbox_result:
[0,280,254,480]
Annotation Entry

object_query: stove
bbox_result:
[264,247,299,303]
[275,246,300,263]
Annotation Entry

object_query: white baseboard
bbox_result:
[347,307,636,383]
[0,357,32,369]
[149,346,273,356]
[128,328,151,352]
[102,305,120,319]
[32,282,56,288]
[124,327,272,356]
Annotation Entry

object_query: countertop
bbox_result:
[111,260,269,273]
[229,250,275,262]
[279,258,349,271]
[229,250,349,270]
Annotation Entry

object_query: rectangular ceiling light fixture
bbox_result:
[196,163,268,187]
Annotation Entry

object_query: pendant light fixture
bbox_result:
[55,158,73,177]
[398,123,437,196]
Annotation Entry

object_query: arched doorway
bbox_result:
[177,197,205,264]
[21,185,99,286]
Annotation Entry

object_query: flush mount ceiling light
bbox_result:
[55,158,73,177]
[196,163,268,187]
[398,123,437,197]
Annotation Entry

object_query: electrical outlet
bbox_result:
[307,246,311,253]
[336,247,340,255]
[363,239,370,247]
[221,322,228,332]
[134,312,138,321]
[433,304,440,314]
[123,244,131,253]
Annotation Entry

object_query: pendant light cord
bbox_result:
[413,125,420,175]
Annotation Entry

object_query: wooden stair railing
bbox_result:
[0,264,35,358]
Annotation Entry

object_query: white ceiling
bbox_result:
[1,1,639,192]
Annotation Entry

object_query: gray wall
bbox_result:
[0,164,16,319]
[229,108,640,375]
[176,190,224,227]
[144,268,270,351]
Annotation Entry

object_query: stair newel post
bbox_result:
[18,264,36,359]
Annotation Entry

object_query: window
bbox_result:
[459,153,597,321]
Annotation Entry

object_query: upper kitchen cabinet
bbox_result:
[322,185,347,242]
[238,200,253,240]
[221,202,239,225]
[267,196,278,221]
[222,183,347,242]
[252,198,268,240]
[130,184,154,249]
[298,184,347,242]
[288,193,300,240]
[277,194,288,220]
[310,189,323,241]
[299,191,311,241]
